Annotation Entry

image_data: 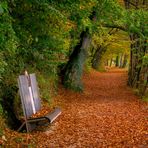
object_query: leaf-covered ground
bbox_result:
[2,69,148,147]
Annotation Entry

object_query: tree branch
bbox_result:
[128,1,139,9]
[103,24,127,32]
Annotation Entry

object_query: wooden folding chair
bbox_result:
[18,73,61,132]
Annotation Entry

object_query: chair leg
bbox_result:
[17,121,37,132]
[17,115,57,132]
[17,122,26,132]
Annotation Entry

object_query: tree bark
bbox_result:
[110,58,113,67]
[62,29,91,91]
[115,55,119,67]
[127,33,147,96]
[139,65,148,96]
[62,10,97,91]
[106,59,109,66]
[91,46,106,70]
[128,34,139,87]
[122,54,128,68]
[119,54,123,68]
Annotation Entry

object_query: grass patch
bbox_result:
[142,96,148,102]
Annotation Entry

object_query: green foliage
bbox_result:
[0,0,18,76]
[0,104,3,115]
[0,0,147,127]
[0,0,75,127]
[84,59,92,73]
[0,54,7,81]
[37,72,57,103]
[142,55,148,66]
[0,1,21,127]
[91,29,130,71]
[0,105,5,136]
[11,0,70,67]
[97,60,107,72]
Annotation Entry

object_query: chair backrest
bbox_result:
[18,73,41,119]
[30,74,41,112]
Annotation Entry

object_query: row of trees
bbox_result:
[0,0,147,128]
[91,30,130,70]
[124,0,148,96]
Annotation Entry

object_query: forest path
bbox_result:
[35,68,148,147]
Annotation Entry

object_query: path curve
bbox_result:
[34,69,148,147]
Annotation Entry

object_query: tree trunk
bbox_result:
[115,55,119,67]
[62,29,91,91]
[139,65,148,96]
[62,10,97,91]
[107,59,109,66]
[110,58,113,67]
[124,0,130,9]
[92,46,106,70]
[128,33,147,95]
[124,0,147,96]
[128,34,138,87]
[128,37,134,86]
[119,54,123,68]
[122,54,128,68]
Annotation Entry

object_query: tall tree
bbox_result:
[62,0,124,90]
[63,28,91,91]
[124,0,148,96]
